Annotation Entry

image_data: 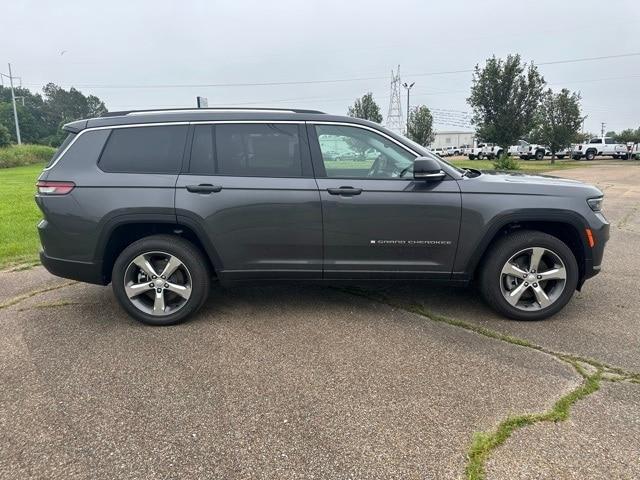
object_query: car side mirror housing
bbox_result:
[413,157,446,181]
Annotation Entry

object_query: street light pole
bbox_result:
[7,63,21,145]
[402,81,415,135]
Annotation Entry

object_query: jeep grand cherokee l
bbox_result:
[36,108,609,326]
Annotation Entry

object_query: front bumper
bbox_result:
[583,217,609,282]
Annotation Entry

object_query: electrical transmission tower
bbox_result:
[386,65,404,134]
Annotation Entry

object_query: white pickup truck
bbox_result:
[517,141,548,160]
[466,144,485,160]
[572,137,628,160]
[482,143,505,160]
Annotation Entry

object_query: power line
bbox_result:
[19,52,640,90]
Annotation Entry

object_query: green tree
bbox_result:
[613,127,640,143]
[532,88,583,163]
[406,105,435,147]
[0,124,10,147]
[347,92,383,123]
[468,54,545,148]
[0,103,45,143]
[0,84,108,146]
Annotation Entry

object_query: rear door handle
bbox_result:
[327,186,363,196]
[186,184,222,194]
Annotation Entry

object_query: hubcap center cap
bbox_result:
[526,274,536,282]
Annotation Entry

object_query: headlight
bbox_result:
[587,197,603,212]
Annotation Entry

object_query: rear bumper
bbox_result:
[40,250,107,285]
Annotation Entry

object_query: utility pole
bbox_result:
[1,63,22,145]
[402,81,415,135]
[601,122,606,139]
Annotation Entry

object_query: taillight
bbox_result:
[36,181,75,195]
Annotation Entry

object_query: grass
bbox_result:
[450,157,582,174]
[0,144,56,169]
[0,164,44,268]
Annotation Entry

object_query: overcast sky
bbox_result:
[2,0,638,133]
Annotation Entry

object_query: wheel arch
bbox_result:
[464,212,591,289]
[96,215,221,283]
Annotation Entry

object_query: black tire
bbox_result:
[496,150,504,159]
[557,155,565,159]
[585,150,596,161]
[112,235,211,326]
[535,149,544,160]
[479,230,579,321]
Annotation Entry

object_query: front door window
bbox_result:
[315,124,415,178]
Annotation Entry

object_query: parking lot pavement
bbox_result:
[1,272,579,479]
[1,164,638,479]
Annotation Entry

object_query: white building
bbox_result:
[430,131,475,149]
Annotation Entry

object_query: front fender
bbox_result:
[452,208,592,281]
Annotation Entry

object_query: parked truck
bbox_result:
[572,137,628,160]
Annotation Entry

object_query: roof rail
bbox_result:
[100,107,325,117]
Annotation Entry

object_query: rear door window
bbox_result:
[99,125,188,173]
[188,123,306,177]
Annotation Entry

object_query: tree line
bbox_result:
[347,54,639,162]
[0,84,107,147]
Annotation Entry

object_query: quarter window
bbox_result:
[314,124,415,178]
[99,125,188,173]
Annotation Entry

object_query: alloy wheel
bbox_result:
[499,247,567,311]
[123,251,192,316]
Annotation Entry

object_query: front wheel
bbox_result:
[479,230,578,320]
[112,235,211,326]
[585,150,596,161]
[535,150,544,160]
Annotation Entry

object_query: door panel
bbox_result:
[175,176,322,279]
[175,123,322,280]
[308,122,462,279]
[315,178,461,278]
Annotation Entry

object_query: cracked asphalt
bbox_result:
[1,164,639,479]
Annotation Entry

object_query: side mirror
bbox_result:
[413,157,446,181]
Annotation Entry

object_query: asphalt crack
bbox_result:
[0,281,77,310]
[336,286,640,480]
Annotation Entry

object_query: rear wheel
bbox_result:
[479,230,578,320]
[557,155,565,159]
[112,235,211,326]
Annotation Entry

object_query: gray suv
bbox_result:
[36,108,609,325]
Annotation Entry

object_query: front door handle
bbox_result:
[327,186,363,196]
[186,184,222,194]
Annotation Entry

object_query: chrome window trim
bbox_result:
[45,120,414,172]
